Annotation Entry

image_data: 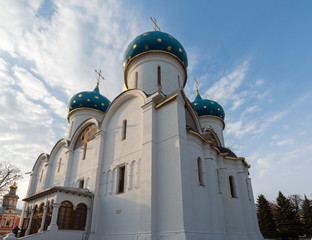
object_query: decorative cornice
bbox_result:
[155,93,178,109]
[187,129,250,168]
[23,186,93,202]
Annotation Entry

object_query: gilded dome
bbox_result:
[123,31,188,69]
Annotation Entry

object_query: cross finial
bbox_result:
[95,69,105,87]
[150,17,161,31]
[193,76,199,95]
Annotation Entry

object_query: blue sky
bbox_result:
[1,0,312,208]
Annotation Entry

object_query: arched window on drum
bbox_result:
[74,124,97,150]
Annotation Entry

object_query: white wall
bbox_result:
[125,53,186,96]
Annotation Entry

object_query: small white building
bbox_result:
[18,30,264,240]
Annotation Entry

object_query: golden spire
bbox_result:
[11,180,17,189]
[150,17,161,31]
[95,69,105,88]
[193,76,199,95]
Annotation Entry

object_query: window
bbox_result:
[68,121,74,138]
[197,157,204,186]
[57,201,87,231]
[58,158,62,173]
[246,178,252,201]
[157,66,161,86]
[117,165,125,193]
[78,179,84,188]
[122,120,127,140]
[135,71,138,88]
[185,107,198,131]
[57,201,74,229]
[74,124,97,150]
[82,143,87,160]
[40,169,44,182]
[216,169,221,194]
[229,176,237,198]
[74,203,87,230]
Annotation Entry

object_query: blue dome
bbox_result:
[123,31,188,69]
[68,85,111,115]
[192,94,225,120]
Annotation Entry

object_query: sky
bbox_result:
[0,0,312,209]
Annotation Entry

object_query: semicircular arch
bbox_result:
[100,89,147,130]
[69,118,100,151]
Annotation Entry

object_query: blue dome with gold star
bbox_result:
[192,93,225,120]
[68,85,111,115]
[123,31,188,69]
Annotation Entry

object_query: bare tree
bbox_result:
[289,194,303,214]
[0,162,22,196]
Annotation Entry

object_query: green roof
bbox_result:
[123,31,188,69]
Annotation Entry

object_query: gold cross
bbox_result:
[95,69,105,87]
[150,17,161,31]
[193,76,199,95]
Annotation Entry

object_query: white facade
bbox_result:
[18,32,264,240]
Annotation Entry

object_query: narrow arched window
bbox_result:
[78,179,84,188]
[135,71,138,88]
[122,120,127,140]
[68,121,74,138]
[197,157,204,186]
[229,176,237,198]
[40,169,44,182]
[57,201,74,229]
[157,66,161,86]
[178,75,181,88]
[82,143,87,160]
[117,165,125,193]
[74,203,87,230]
[58,158,62,173]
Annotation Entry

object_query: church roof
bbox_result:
[123,31,188,69]
[216,146,237,158]
[192,93,225,120]
[68,85,111,115]
[23,186,94,202]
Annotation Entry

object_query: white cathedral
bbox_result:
[16,30,264,240]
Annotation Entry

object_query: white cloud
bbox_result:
[0,0,145,100]
[226,120,256,138]
[255,79,264,87]
[204,60,249,109]
[0,0,145,205]
[274,138,294,146]
[13,66,49,100]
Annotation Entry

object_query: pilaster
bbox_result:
[48,202,61,232]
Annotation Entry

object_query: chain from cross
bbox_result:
[193,76,199,94]
[95,69,105,87]
[150,17,161,31]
